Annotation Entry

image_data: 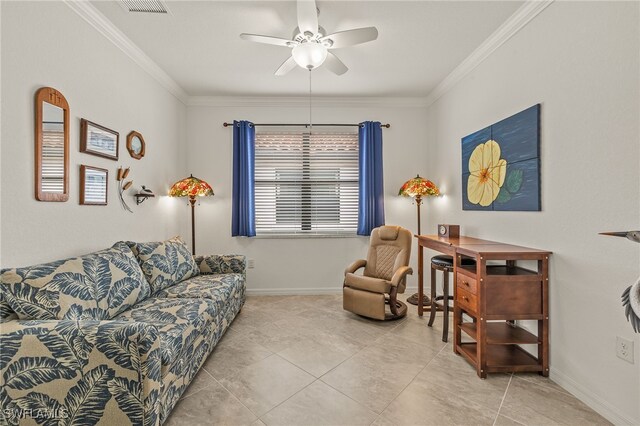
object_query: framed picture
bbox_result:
[461,104,541,211]
[80,119,119,160]
[80,165,108,205]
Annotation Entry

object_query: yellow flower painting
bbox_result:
[461,104,541,211]
[467,140,507,207]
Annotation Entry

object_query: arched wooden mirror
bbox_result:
[35,87,69,201]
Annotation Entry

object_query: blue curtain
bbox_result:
[357,121,385,236]
[232,120,256,237]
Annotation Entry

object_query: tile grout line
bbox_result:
[316,325,396,378]
[492,373,513,426]
[258,375,321,423]
[257,338,380,424]
[220,300,386,421]
[312,374,382,421]
[201,345,275,381]
[370,338,450,425]
[307,321,417,420]
[203,366,265,421]
[499,413,527,426]
[314,316,449,424]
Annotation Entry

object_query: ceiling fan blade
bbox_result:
[240,33,295,48]
[275,56,298,76]
[324,52,348,75]
[321,27,378,49]
[297,0,318,35]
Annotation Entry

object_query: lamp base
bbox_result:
[406,293,431,306]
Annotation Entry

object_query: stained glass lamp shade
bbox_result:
[169,174,214,254]
[169,175,214,199]
[398,175,440,202]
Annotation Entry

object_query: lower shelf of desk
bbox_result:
[459,322,539,345]
[457,343,542,374]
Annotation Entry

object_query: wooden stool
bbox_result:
[427,255,475,342]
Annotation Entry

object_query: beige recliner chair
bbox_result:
[343,225,413,320]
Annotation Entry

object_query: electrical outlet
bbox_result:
[616,336,634,364]
[247,259,255,269]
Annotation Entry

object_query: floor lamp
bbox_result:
[399,175,440,306]
[169,174,214,255]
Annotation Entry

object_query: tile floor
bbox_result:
[165,295,609,426]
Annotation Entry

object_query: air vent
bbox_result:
[120,0,169,14]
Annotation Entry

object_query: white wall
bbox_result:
[424,2,640,424]
[186,101,430,293]
[0,1,188,267]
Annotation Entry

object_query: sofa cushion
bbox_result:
[115,297,219,367]
[0,242,150,320]
[155,273,244,313]
[126,237,199,295]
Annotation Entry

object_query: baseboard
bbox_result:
[245,286,419,296]
[246,287,342,296]
[550,368,638,425]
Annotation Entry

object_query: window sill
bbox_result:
[253,233,361,239]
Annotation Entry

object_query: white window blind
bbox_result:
[41,124,65,193]
[255,131,359,236]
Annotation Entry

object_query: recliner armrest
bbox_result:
[391,265,413,287]
[345,259,367,276]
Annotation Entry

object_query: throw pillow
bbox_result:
[126,236,199,295]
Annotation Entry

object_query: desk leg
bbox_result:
[453,306,461,354]
[418,244,424,316]
[539,256,550,377]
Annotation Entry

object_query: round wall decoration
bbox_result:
[126,131,145,160]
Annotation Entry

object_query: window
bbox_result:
[255,131,358,236]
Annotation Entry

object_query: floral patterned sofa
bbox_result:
[0,237,245,425]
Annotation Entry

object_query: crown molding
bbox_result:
[187,96,429,108]
[64,0,189,104]
[424,0,554,108]
[64,0,551,108]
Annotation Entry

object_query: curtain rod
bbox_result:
[222,122,390,129]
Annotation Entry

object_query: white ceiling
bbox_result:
[92,1,523,97]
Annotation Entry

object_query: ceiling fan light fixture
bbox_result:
[292,42,328,70]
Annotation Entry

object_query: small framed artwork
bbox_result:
[80,119,119,160]
[80,165,108,205]
[126,131,145,160]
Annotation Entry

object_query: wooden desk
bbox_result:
[417,234,551,378]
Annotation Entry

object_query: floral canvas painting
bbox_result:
[461,104,541,211]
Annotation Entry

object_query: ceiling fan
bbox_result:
[240,0,378,76]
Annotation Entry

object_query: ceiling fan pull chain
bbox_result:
[309,69,313,133]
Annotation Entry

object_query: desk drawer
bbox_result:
[457,273,477,295]
[456,286,478,313]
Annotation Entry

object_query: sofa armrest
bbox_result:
[194,254,246,275]
[0,319,162,426]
